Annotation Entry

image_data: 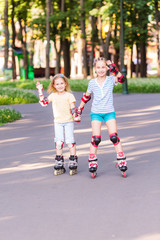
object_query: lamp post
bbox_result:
[120,0,128,94]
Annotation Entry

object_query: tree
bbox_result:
[4,0,9,69]
[46,0,51,79]
[154,0,160,76]
[80,0,88,78]
[11,0,16,79]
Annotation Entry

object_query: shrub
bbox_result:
[0,108,22,125]
[0,77,160,93]
[0,87,39,105]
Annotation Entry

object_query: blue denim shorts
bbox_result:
[54,121,75,144]
[90,112,116,122]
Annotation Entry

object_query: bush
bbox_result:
[0,108,22,125]
[0,87,39,105]
[0,80,49,90]
[0,77,160,93]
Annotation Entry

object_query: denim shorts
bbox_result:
[90,112,116,122]
[54,121,75,144]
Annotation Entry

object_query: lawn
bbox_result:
[0,77,160,93]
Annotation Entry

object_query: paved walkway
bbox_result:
[0,92,160,240]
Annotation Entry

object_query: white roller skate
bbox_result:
[116,152,127,178]
[88,154,98,178]
[68,155,78,176]
[54,155,66,176]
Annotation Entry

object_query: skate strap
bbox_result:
[89,162,97,167]
[115,160,126,168]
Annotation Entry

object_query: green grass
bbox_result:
[0,108,22,125]
[0,77,160,93]
[0,87,39,105]
[113,78,160,93]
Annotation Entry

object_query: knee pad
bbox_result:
[91,136,101,147]
[109,133,120,146]
[67,143,75,149]
[55,141,64,150]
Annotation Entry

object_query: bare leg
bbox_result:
[90,120,102,154]
[105,119,127,175]
[105,119,123,153]
[69,145,76,155]
[56,149,63,155]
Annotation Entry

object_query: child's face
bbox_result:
[54,78,66,93]
[95,60,108,77]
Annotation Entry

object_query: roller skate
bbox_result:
[88,154,98,178]
[68,155,78,176]
[116,152,127,178]
[54,155,66,176]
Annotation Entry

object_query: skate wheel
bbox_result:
[54,168,66,176]
[70,169,77,176]
[122,172,127,178]
[91,172,96,178]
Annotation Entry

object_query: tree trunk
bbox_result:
[45,0,50,79]
[155,0,160,77]
[130,46,133,78]
[113,48,119,67]
[61,0,70,77]
[4,0,9,69]
[90,16,96,78]
[136,44,139,77]
[11,0,16,79]
[89,16,98,78]
[140,42,147,77]
[19,18,28,79]
[80,0,88,78]
[54,38,62,74]
[98,16,111,60]
[63,39,70,77]
[113,18,119,66]
[29,40,34,66]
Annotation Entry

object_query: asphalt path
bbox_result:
[0,92,160,240]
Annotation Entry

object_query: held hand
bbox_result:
[77,106,84,115]
[74,115,81,123]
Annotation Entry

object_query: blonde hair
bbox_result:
[47,74,71,93]
[93,57,107,67]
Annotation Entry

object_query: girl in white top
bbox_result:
[36,74,80,175]
[78,58,127,178]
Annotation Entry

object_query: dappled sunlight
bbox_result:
[74,125,107,134]
[25,149,54,156]
[118,111,156,118]
[0,216,15,222]
[122,136,160,147]
[133,233,160,240]
[74,127,92,134]
[34,123,53,128]
[75,119,160,135]
[1,128,158,175]
[0,137,30,144]
[118,119,160,130]
[127,147,160,157]
[134,105,160,112]
[24,135,159,161]
[0,162,54,175]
